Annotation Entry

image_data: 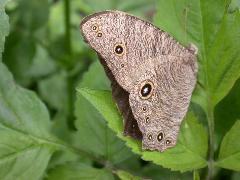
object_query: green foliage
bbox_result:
[47,163,114,180]
[140,164,192,180]
[116,170,142,180]
[77,88,208,172]
[154,0,240,176]
[0,62,58,179]
[28,45,57,78]
[217,120,240,171]
[0,0,9,59]
[38,71,69,112]
[3,0,50,85]
[76,0,155,18]
[215,78,240,139]
[154,0,240,110]
[0,0,239,179]
[74,62,133,164]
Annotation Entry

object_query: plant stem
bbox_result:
[64,0,76,129]
[206,99,215,180]
[64,0,72,55]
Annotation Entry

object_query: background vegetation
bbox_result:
[0,0,240,179]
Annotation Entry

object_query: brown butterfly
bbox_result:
[80,10,198,152]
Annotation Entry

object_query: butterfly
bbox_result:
[80,10,197,152]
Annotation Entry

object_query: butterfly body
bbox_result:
[80,10,198,152]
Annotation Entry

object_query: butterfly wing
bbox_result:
[80,10,198,151]
[129,54,197,151]
[80,10,190,91]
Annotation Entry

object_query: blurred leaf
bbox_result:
[0,62,59,179]
[78,61,110,88]
[193,170,200,180]
[215,78,240,139]
[77,88,208,172]
[141,164,192,180]
[48,149,90,170]
[0,0,9,59]
[116,170,142,180]
[116,155,142,173]
[51,112,71,142]
[189,102,207,127]
[154,0,240,110]
[232,172,240,180]
[48,36,68,63]
[206,11,240,106]
[38,71,69,113]
[37,64,71,161]
[229,0,240,12]
[74,61,133,164]
[27,45,57,78]
[3,31,36,85]
[78,0,155,19]
[16,0,49,31]
[48,1,65,38]
[216,120,240,171]
[47,163,114,180]
[3,0,50,85]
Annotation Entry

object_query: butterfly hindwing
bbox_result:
[129,55,197,151]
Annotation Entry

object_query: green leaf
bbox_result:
[27,45,57,78]
[215,78,240,139]
[51,112,72,142]
[3,0,50,85]
[0,0,9,60]
[78,61,110,89]
[207,11,240,105]
[3,31,36,85]
[47,163,114,180]
[116,170,142,180]
[216,120,240,171]
[38,71,69,113]
[141,164,192,180]
[47,149,90,170]
[17,0,50,31]
[232,172,240,180]
[0,62,59,179]
[0,130,53,180]
[74,61,133,164]
[78,0,155,18]
[116,154,143,174]
[154,0,240,109]
[229,0,240,12]
[77,88,208,172]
